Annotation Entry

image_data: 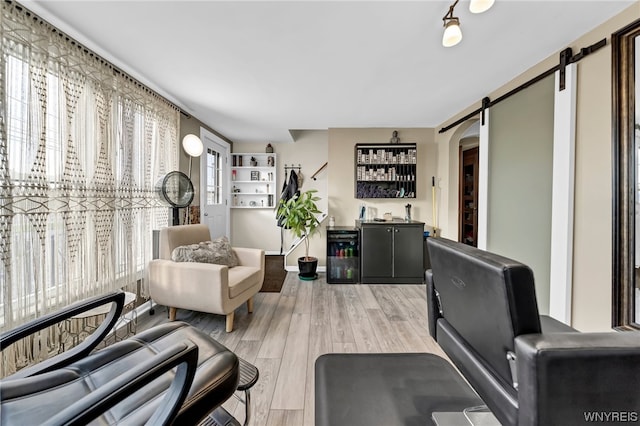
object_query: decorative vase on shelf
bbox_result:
[266,143,274,153]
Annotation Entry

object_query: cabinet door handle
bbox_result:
[386,228,392,232]
[394,229,399,232]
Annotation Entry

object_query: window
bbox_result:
[206,148,222,206]
[612,18,640,330]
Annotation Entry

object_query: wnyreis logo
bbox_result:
[583,411,638,423]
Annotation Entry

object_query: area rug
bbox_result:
[260,255,286,293]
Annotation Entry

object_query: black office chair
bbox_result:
[0,292,252,425]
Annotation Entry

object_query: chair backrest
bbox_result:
[159,224,211,260]
[427,237,541,388]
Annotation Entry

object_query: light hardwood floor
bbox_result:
[139,273,448,426]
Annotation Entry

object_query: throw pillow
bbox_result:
[171,237,239,267]
[171,243,216,264]
[202,236,239,268]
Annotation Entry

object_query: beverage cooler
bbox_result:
[327,227,359,284]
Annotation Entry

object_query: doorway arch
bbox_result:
[441,118,479,242]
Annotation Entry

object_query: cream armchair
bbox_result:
[148,224,265,332]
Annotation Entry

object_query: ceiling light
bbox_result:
[469,0,495,14]
[442,0,462,48]
[442,18,462,47]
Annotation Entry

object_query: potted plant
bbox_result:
[277,189,322,280]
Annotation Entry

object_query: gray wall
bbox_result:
[487,75,554,314]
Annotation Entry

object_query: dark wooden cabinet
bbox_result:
[361,225,393,278]
[359,221,424,284]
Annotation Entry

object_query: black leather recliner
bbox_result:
[426,237,640,426]
[0,292,241,425]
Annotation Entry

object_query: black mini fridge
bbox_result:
[326,227,359,284]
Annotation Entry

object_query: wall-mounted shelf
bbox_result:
[231,153,276,208]
[355,143,417,199]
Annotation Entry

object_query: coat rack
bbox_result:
[284,164,301,171]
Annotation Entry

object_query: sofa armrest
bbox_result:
[148,260,230,313]
[233,247,264,269]
[516,332,640,426]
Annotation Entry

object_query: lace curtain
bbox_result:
[0,2,178,369]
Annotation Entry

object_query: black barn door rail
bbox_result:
[438,38,607,134]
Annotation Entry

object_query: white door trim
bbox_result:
[200,128,231,239]
[477,109,490,250]
[549,64,577,325]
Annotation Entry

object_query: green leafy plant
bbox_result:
[277,189,322,260]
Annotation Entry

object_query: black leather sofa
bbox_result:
[426,237,640,426]
[0,292,242,425]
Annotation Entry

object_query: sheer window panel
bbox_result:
[1,2,179,375]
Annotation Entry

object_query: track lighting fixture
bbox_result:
[442,0,462,47]
[442,0,495,47]
[469,0,495,14]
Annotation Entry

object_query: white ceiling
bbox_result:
[22,0,638,143]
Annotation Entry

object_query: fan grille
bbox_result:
[157,171,194,208]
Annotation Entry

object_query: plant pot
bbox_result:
[298,256,318,280]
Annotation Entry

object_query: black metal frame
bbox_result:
[1,292,125,379]
[439,39,607,134]
[612,18,640,331]
[354,143,418,199]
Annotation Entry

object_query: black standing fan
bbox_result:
[156,171,194,225]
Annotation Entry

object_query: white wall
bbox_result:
[278,128,437,269]
[232,128,436,269]
[231,131,329,260]
[328,127,437,227]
